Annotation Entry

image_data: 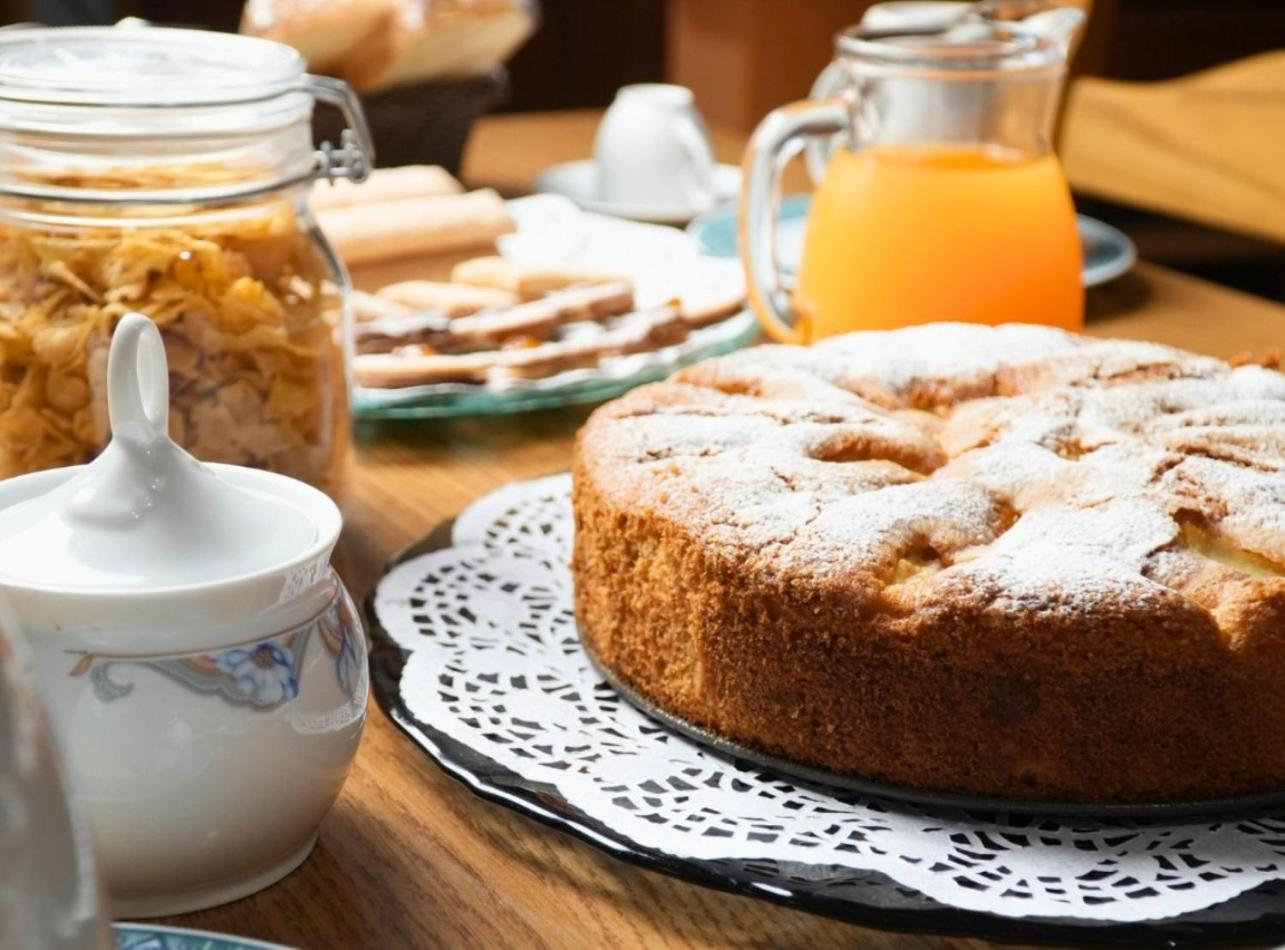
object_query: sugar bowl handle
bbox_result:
[107,313,170,449]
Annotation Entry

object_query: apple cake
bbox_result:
[571,323,1285,803]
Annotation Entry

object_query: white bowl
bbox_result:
[0,463,368,917]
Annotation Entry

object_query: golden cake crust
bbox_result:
[571,324,1285,803]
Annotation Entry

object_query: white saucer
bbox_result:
[534,159,741,226]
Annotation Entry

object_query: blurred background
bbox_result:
[6,0,1283,301]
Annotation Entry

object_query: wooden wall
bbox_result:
[664,0,863,133]
[15,1,1285,120]
[503,0,668,112]
[665,0,1117,133]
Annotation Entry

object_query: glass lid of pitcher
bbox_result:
[844,0,1084,67]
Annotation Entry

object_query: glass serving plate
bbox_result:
[353,195,755,419]
[353,310,756,418]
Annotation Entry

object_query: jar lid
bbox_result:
[0,314,317,590]
[0,25,305,107]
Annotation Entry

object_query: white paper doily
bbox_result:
[372,474,1285,927]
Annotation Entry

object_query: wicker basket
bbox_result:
[313,69,511,174]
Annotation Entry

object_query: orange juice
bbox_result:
[794,145,1083,340]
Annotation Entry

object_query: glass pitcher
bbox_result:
[741,0,1085,343]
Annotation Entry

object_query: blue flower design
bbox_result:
[319,592,364,698]
[335,628,358,697]
[213,642,300,707]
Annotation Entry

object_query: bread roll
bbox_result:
[340,0,536,92]
[317,189,514,265]
[312,165,463,212]
[240,0,395,72]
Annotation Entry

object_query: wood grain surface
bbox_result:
[158,110,1285,949]
[1062,51,1285,244]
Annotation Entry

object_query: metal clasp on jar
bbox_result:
[307,75,375,185]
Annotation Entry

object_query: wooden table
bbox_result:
[166,111,1285,949]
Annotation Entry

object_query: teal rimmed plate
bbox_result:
[686,196,1138,288]
[353,309,757,419]
[113,923,290,950]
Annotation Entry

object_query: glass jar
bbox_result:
[0,25,372,500]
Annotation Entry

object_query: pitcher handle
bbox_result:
[805,63,851,184]
[740,98,848,343]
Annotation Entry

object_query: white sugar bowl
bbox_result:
[0,314,368,917]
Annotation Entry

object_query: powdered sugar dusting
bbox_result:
[579,323,1284,615]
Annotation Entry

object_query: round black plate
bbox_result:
[367,516,1285,947]
[584,638,1285,821]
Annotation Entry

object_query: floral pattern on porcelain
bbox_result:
[68,578,363,711]
[318,586,363,698]
[212,641,300,706]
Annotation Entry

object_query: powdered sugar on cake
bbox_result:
[579,323,1284,619]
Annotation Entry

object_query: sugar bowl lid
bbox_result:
[0,314,317,590]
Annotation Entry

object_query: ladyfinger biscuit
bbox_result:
[444,281,634,350]
[352,289,414,323]
[355,304,688,389]
[356,349,495,387]
[377,280,518,317]
[493,307,689,380]
[318,189,514,265]
[451,255,629,300]
[354,312,451,354]
[311,164,463,211]
[679,291,746,327]
[355,281,636,355]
